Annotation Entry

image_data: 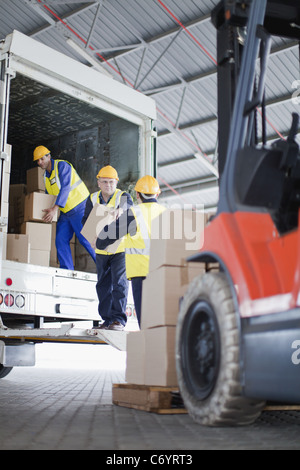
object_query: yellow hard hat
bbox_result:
[135,175,160,195]
[97,165,119,181]
[33,145,50,161]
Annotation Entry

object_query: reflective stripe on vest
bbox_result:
[125,203,166,279]
[90,191,98,206]
[126,205,150,256]
[90,189,123,208]
[44,160,89,213]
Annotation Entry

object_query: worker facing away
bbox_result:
[82,165,133,331]
[95,175,166,327]
[33,145,96,270]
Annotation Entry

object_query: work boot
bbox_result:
[107,321,125,331]
[93,322,109,330]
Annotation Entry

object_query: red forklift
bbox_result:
[176,0,300,425]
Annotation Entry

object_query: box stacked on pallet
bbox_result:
[50,222,59,268]
[125,209,213,389]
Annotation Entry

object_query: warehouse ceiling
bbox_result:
[0,0,300,211]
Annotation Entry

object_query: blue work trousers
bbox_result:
[56,201,96,270]
[95,252,128,327]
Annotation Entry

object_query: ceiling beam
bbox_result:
[27,1,98,37]
[144,40,299,97]
[157,90,299,138]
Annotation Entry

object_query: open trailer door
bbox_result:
[0,51,12,269]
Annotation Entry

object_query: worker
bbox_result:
[95,175,165,328]
[33,145,96,270]
[82,165,133,331]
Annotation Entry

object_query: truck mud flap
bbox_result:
[0,340,35,367]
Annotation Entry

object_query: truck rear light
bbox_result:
[5,278,12,286]
[0,294,3,305]
[4,294,14,307]
[15,295,25,308]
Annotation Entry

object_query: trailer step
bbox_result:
[0,324,128,350]
[112,383,187,414]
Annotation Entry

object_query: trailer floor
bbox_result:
[0,344,299,451]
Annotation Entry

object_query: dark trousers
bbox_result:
[131,276,146,328]
[95,252,128,326]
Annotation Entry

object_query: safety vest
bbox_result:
[125,202,166,279]
[90,189,127,255]
[44,160,89,213]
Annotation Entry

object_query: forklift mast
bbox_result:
[212,0,300,226]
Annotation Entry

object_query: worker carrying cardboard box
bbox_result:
[82,165,133,331]
[33,145,96,270]
[95,175,166,328]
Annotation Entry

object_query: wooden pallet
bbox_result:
[112,383,187,414]
[112,384,300,414]
[264,403,300,411]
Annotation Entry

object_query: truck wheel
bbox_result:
[0,364,13,379]
[176,271,265,426]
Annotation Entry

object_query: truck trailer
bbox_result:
[0,30,157,377]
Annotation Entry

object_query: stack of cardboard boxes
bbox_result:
[125,208,214,388]
[7,167,60,267]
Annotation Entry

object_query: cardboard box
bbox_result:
[50,237,59,267]
[8,184,27,232]
[149,209,205,272]
[9,184,27,218]
[24,192,57,223]
[51,222,56,240]
[81,203,121,253]
[21,221,52,251]
[50,236,75,268]
[125,330,146,385]
[30,249,50,267]
[74,240,96,273]
[51,222,74,244]
[144,326,177,387]
[2,171,10,204]
[141,264,205,329]
[125,327,177,387]
[26,167,45,194]
[6,234,30,263]
[9,183,27,203]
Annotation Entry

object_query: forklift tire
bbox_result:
[0,364,13,379]
[176,271,265,426]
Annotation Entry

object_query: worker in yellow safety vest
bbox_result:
[95,175,166,327]
[82,165,133,331]
[33,145,95,270]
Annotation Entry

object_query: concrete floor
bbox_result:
[0,343,299,451]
